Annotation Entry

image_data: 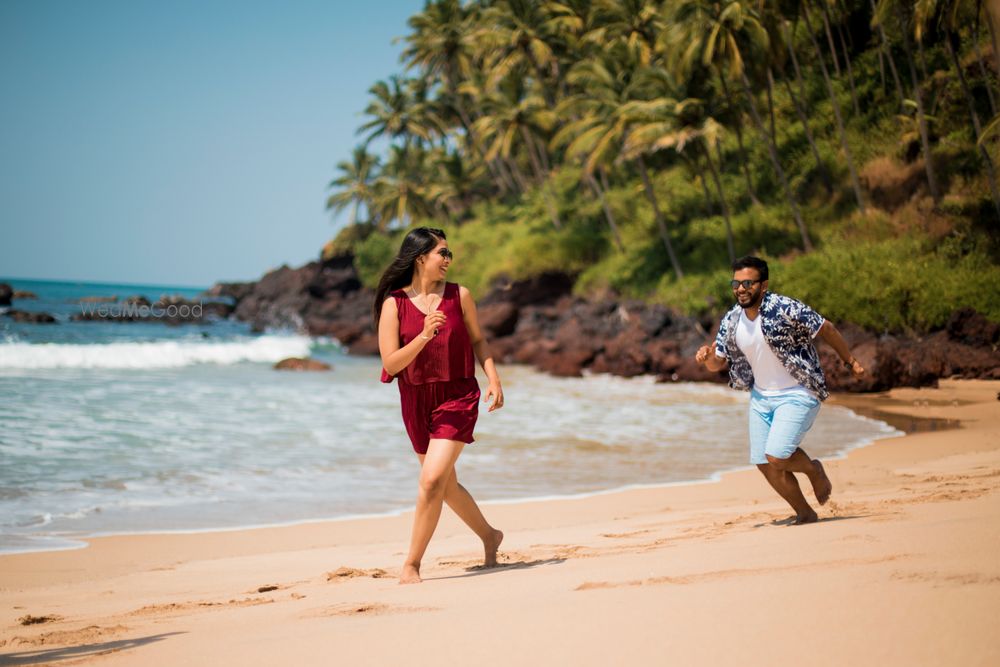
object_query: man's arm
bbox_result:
[817,320,865,376]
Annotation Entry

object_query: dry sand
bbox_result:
[1,379,998,666]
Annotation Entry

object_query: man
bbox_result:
[695,256,865,524]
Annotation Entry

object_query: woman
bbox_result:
[375,227,504,584]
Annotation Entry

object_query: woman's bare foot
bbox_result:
[483,529,504,567]
[810,459,833,505]
[399,563,421,584]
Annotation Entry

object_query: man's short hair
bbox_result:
[731,255,769,281]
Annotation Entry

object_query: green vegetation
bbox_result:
[327,0,1000,334]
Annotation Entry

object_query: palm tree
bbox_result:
[914,0,1000,220]
[798,2,866,213]
[669,0,815,252]
[586,0,663,66]
[476,0,563,105]
[369,145,436,228]
[327,146,380,227]
[473,78,563,228]
[402,0,516,195]
[874,0,941,202]
[625,97,737,264]
[358,76,445,148]
[552,57,633,251]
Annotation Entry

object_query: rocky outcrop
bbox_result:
[208,254,999,392]
[12,290,37,300]
[0,283,12,307]
[5,309,57,323]
[274,357,332,371]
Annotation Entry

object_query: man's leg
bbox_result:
[766,448,832,505]
[748,392,815,522]
[756,463,817,523]
[763,393,832,509]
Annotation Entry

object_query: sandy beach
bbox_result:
[1,379,998,666]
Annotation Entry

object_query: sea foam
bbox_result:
[0,334,313,369]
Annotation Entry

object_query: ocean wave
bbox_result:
[0,334,313,369]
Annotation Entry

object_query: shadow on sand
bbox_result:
[0,632,185,666]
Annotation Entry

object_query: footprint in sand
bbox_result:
[16,614,63,626]
[326,567,390,582]
[304,603,439,618]
[4,624,129,648]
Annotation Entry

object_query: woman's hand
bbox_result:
[484,381,504,412]
[421,311,446,340]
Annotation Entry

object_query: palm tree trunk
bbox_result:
[817,0,841,77]
[987,4,1000,90]
[895,2,941,203]
[519,126,561,229]
[868,0,906,111]
[702,143,736,263]
[505,157,531,192]
[974,4,998,116]
[783,75,833,193]
[718,72,760,205]
[766,69,778,141]
[635,155,684,280]
[801,2,866,214]
[836,20,861,116]
[686,152,716,217]
[453,96,514,194]
[738,71,814,252]
[586,169,624,251]
[946,31,1000,220]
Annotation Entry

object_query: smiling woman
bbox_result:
[373,226,505,584]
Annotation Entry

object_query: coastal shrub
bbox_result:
[353,230,401,289]
[776,235,1000,332]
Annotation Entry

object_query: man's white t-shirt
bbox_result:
[730,309,821,397]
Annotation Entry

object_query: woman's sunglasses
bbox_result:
[437,247,454,260]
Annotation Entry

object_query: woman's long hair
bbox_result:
[373,227,446,329]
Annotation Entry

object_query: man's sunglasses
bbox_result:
[437,247,454,260]
[730,279,762,290]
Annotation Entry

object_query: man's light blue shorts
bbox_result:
[748,388,821,465]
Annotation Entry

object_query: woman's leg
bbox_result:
[441,469,504,566]
[401,439,466,584]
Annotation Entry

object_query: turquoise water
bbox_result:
[0,278,901,554]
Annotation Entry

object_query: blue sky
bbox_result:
[0,0,422,287]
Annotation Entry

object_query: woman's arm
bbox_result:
[378,297,445,377]
[459,286,504,411]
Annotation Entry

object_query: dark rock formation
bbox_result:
[5,309,57,323]
[209,253,999,392]
[0,283,12,306]
[274,357,332,371]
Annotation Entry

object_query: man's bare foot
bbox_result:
[793,508,819,525]
[484,529,504,567]
[810,459,833,505]
[399,563,421,585]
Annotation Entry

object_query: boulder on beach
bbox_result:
[273,357,332,372]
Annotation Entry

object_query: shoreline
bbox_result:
[0,386,905,558]
[2,379,997,665]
